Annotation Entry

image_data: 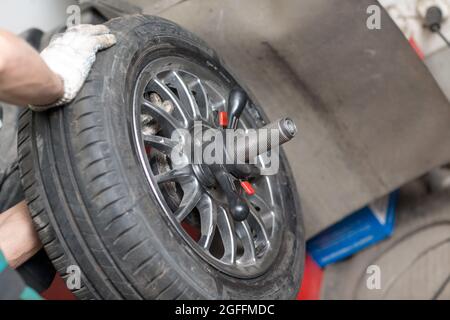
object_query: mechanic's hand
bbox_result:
[29,24,116,111]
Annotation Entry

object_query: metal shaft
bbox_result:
[228,117,297,163]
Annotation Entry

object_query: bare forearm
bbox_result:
[0,202,42,269]
[0,30,63,106]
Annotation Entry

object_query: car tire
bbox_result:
[17,15,304,300]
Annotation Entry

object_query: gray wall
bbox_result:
[0,0,75,34]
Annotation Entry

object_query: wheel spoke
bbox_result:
[142,134,179,156]
[155,165,192,184]
[197,195,217,250]
[141,99,183,131]
[248,209,270,249]
[190,79,209,120]
[203,81,226,113]
[175,182,202,222]
[164,71,202,120]
[217,206,237,264]
[236,221,256,264]
[247,193,274,238]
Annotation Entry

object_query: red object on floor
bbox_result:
[41,256,320,300]
[41,274,76,300]
[240,181,255,195]
[219,111,228,127]
[297,254,324,300]
[409,37,425,61]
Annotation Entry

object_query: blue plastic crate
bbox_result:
[307,192,398,268]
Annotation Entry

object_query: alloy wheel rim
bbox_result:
[132,55,284,278]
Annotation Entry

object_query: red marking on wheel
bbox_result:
[219,111,228,128]
[241,181,255,195]
[409,37,424,61]
[181,222,201,241]
[145,145,152,154]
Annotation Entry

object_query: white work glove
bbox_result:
[30,24,116,111]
